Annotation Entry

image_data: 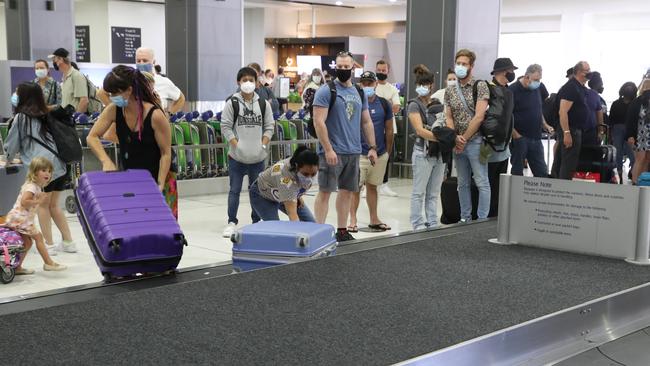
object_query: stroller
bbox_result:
[0,226,24,284]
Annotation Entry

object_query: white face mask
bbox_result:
[240,81,256,94]
[312,75,322,84]
[35,69,48,79]
[447,80,457,87]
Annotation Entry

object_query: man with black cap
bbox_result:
[349,71,394,233]
[48,48,89,113]
[486,57,516,216]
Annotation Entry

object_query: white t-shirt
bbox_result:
[375,82,400,134]
[375,82,400,106]
[154,74,182,111]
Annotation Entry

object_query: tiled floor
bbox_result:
[1,179,421,299]
[2,138,633,300]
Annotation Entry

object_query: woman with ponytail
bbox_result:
[249,146,319,222]
[86,65,177,218]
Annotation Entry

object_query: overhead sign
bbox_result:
[111,26,141,64]
[75,26,90,63]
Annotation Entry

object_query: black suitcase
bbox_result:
[576,145,616,183]
[440,177,479,224]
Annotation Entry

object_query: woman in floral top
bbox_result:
[3,157,67,274]
[33,59,62,110]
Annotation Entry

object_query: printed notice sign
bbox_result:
[75,26,90,62]
[507,176,639,259]
[111,27,141,64]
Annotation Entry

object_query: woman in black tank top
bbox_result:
[87,65,178,219]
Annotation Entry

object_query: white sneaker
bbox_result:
[46,244,57,256]
[222,222,237,238]
[380,184,398,197]
[59,240,78,253]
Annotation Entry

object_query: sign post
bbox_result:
[111,27,141,64]
[75,26,90,63]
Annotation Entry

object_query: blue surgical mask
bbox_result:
[136,63,154,73]
[454,64,468,79]
[415,85,430,97]
[10,93,18,107]
[297,172,313,187]
[363,87,375,98]
[110,95,129,108]
[528,81,541,90]
[35,69,48,79]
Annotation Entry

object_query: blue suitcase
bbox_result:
[639,172,650,186]
[231,221,337,272]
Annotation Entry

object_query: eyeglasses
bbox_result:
[337,51,353,58]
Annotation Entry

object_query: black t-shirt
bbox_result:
[557,78,590,130]
[609,99,631,126]
[539,82,549,102]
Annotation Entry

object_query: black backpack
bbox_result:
[543,93,560,129]
[228,96,267,124]
[306,81,365,138]
[29,106,82,163]
[472,80,513,151]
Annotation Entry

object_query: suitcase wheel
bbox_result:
[230,231,241,244]
[1,265,15,284]
[296,236,308,248]
[65,196,77,214]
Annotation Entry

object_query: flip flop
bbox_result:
[368,223,391,232]
[347,225,359,233]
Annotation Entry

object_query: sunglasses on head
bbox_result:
[337,51,353,58]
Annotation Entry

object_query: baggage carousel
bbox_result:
[2,220,650,365]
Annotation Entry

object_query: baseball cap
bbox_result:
[48,48,69,59]
[360,71,377,82]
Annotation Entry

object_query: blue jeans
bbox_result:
[249,182,316,222]
[410,150,446,229]
[228,157,265,224]
[510,136,548,177]
[612,124,635,173]
[454,138,490,220]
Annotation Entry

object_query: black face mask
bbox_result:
[506,72,516,83]
[376,73,388,81]
[336,69,352,83]
[596,86,604,94]
[585,72,594,80]
[53,60,59,71]
[623,88,637,99]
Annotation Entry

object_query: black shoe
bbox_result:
[336,230,355,242]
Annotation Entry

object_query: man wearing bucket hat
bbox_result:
[485,57,516,216]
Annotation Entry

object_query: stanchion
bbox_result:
[489,174,514,245]
[626,187,650,265]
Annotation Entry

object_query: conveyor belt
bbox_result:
[2,221,650,365]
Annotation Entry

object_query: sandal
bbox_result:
[347,225,358,233]
[368,223,391,232]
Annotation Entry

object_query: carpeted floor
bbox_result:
[4,223,650,365]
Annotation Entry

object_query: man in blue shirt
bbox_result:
[312,51,378,242]
[509,64,555,177]
[349,71,394,233]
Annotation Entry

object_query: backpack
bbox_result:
[306,81,365,138]
[28,106,83,164]
[471,80,513,151]
[543,93,560,129]
[228,96,267,124]
[82,74,103,114]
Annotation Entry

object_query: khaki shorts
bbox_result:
[359,153,389,187]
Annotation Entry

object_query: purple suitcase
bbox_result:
[75,170,186,280]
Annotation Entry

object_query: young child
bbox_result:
[3,157,67,274]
